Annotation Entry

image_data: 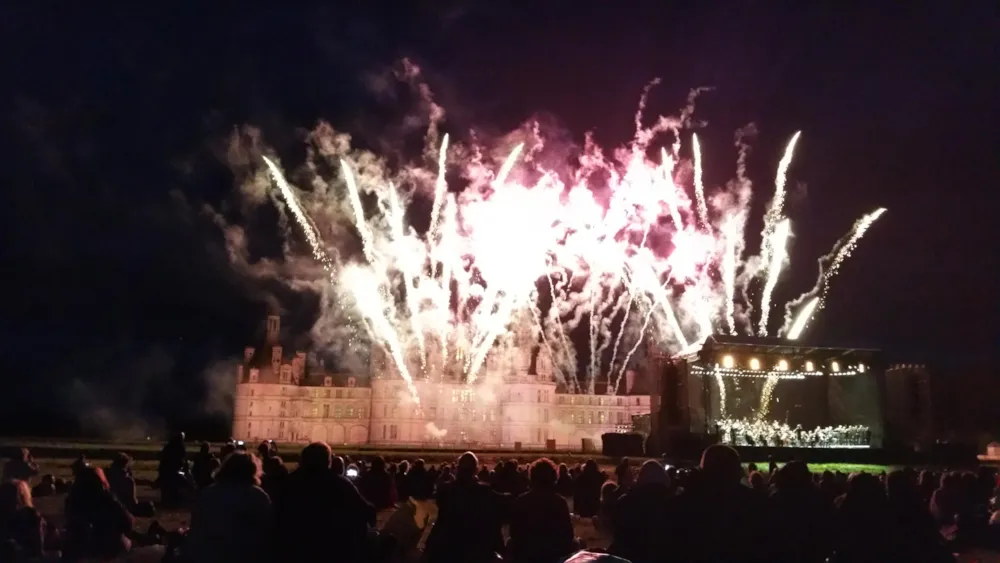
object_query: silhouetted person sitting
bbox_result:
[190,442,220,490]
[885,469,954,563]
[507,458,576,563]
[0,480,44,560]
[831,472,906,563]
[381,463,436,563]
[610,460,673,563]
[424,451,506,563]
[63,466,135,561]
[182,451,273,563]
[572,460,606,518]
[276,442,375,563]
[670,444,773,562]
[2,449,38,485]
[106,452,139,511]
[360,456,398,510]
[767,460,833,563]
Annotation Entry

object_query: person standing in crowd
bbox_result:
[507,458,577,563]
[157,432,189,508]
[610,460,673,563]
[182,451,273,563]
[573,460,605,518]
[669,444,773,562]
[190,442,220,490]
[424,452,506,563]
[276,442,375,563]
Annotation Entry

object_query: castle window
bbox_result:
[358,407,366,419]
[311,407,318,417]
[280,401,287,408]
[250,389,255,397]
[587,411,594,425]
[336,390,343,399]
[323,404,330,418]
[617,398,623,406]
[598,411,605,424]
[544,409,549,423]
[335,406,343,418]
[537,390,542,403]
[382,425,387,439]
[279,421,285,429]
[390,425,398,440]
[347,377,356,388]
[635,397,640,406]
[347,407,354,417]
[323,390,330,398]
[537,428,542,442]
[617,411,624,424]
[383,405,388,417]
[391,407,399,418]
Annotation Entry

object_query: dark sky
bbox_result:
[1,2,996,438]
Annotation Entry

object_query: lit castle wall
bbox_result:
[233,314,651,451]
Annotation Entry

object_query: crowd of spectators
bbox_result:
[2,437,1000,562]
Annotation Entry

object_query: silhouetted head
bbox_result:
[700,444,743,485]
[637,459,669,486]
[300,442,332,472]
[457,452,478,479]
[529,458,558,489]
[215,451,262,487]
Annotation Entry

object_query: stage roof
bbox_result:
[682,334,881,362]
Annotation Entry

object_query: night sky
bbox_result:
[1,3,996,439]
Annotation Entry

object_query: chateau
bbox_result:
[233,315,651,451]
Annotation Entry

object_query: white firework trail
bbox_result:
[691,133,709,229]
[427,133,450,241]
[759,132,802,268]
[757,218,791,336]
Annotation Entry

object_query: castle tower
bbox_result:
[266,314,280,345]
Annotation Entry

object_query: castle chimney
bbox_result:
[266,315,280,344]
[244,346,255,363]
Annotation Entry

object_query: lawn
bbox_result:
[745,461,893,475]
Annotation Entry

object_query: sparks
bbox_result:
[251,73,885,407]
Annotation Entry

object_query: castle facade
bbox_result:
[233,315,651,451]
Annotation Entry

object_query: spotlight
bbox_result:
[831,361,840,373]
[749,357,761,370]
[805,361,815,372]
[777,359,789,371]
[857,363,866,373]
[721,355,735,369]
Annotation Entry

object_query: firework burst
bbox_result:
[250,69,885,405]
